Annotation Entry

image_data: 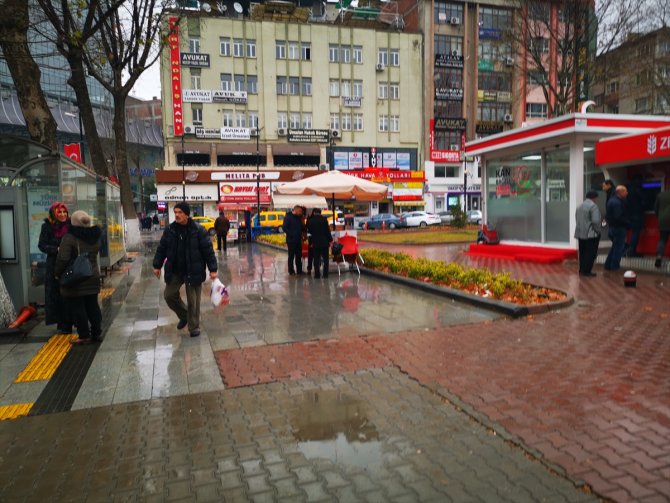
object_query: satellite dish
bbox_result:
[350,0,359,7]
[185,171,199,182]
[217,1,226,12]
[201,2,212,12]
[233,2,243,13]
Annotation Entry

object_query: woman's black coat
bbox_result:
[38,219,68,324]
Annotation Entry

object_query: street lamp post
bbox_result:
[181,133,186,201]
[255,125,261,219]
[78,112,85,165]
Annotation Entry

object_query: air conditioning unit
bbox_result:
[505,57,514,67]
[375,63,385,72]
[450,144,459,151]
[503,113,513,123]
[331,129,341,139]
[450,17,460,25]
[277,127,288,136]
[250,127,259,136]
[183,124,195,134]
[319,163,329,171]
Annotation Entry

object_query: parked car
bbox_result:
[437,210,455,224]
[322,210,345,227]
[191,216,216,235]
[399,211,442,228]
[466,210,483,224]
[365,213,402,230]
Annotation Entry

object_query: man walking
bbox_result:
[153,202,217,337]
[306,208,333,279]
[604,185,630,272]
[654,189,670,268]
[214,210,231,252]
[282,205,304,275]
[574,191,601,277]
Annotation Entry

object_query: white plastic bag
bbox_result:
[210,278,229,307]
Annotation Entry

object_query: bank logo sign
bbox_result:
[647,135,657,155]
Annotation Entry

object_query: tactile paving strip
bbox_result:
[14,335,77,383]
[0,403,33,421]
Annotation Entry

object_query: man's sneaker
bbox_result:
[190,329,200,338]
[655,258,662,268]
[177,319,188,330]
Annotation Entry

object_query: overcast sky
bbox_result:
[130,60,162,101]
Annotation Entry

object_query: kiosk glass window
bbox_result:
[545,147,570,243]
[486,152,541,241]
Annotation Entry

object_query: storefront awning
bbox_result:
[272,194,328,209]
[596,125,670,168]
[272,144,321,156]
[393,200,426,206]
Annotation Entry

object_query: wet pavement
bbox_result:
[0,234,669,501]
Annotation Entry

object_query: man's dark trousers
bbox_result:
[313,246,329,278]
[287,241,303,274]
[578,237,599,275]
[217,233,227,252]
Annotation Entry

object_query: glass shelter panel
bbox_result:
[545,147,570,243]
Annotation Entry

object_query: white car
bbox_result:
[466,210,483,224]
[399,211,442,228]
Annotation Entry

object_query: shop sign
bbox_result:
[477,90,498,102]
[434,118,467,131]
[157,201,167,211]
[212,90,247,103]
[212,171,280,181]
[183,89,212,103]
[434,53,464,68]
[341,96,362,107]
[476,121,504,134]
[478,59,494,71]
[393,194,423,201]
[157,184,219,201]
[221,127,251,140]
[479,28,501,40]
[497,91,512,102]
[168,17,183,136]
[288,128,330,143]
[595,127,670,166]
[435,88,463,101]
[219,182,272,203]
[129,168,155,177]
[195,127,222,139]
[430,150,461,162]
[348,169,425,182]
[180,53,210,67]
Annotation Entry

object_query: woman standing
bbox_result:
[54,210,102,345]
[38,202,72,334]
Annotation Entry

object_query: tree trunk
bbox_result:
[0,0,57,149]
[66,55,110,178]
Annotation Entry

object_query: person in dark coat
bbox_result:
[152,213,160,231]
[214,211,231,252]
[604,185,630,272]
[153,202,217,337]
[306,208,333,279]
[654,189,670,268]
[282,205,304,275]
[38,201,73,334]
[625,175,644,257]
[54,210,102,345]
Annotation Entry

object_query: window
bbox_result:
[435,101,463,118]
[247,40,256,58]
[658,40,670,56]
[341,113,351,130]
[302,77,312,96]
[353,45,363,64]
[434,131,461,151]
[526,103,548,118]
[606,81,619,94]
[276,76,287,95]
[352,80,362,97]
[236,112,246,128]
[249,112,258,129]
[189,38,200,53]
[341,46,351,63]
[330,113,340,130]
[390,115,399,132]
[435,165,458,177]
[478,40,512,60]
[302,113,312,129]
[479,6,513,30]
[192,106,202,125]
[329,44,339,62]
[220,73,232,91]
[434,35,464,59]
[530,37,549,53]
[288,41,299,60]
[377,49,388,66]
[233,38,244,57]
[289,113,300,128]
[302,42,311,60]
[234,75,245,92]
[353,114,363,131]
[220,37,231,56]
[330,79,339,97]
[221,109,233,127]
[289,77,300,96]
[390,82,399,100]
[247,75,258,94]
[528,71,546,86]
[635,97,649,113]
[389,49,399,66]
[277,113,287,129]
[378,82,388,99]
[434,1,464,24]
[636,70,651,85]
[190,69,201,89]
[529,2,549,22]
[637,43,652,58]
[378,115,389,132]
[476,103,510,122]
[341,80,351,97]
[276,41,286,59]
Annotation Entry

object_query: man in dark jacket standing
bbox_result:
[604,185,630,272]
[654,189,670,268]
[153,202,217,337]
[214,211,231,252]
[282,206,304,275]
[306,209,333,279]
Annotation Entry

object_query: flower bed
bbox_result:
[257,235,568,307]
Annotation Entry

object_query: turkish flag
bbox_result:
[64,143,82,163]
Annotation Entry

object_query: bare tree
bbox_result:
[506,0,644,117]
[0,0,58,148]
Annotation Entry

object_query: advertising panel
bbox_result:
[288,129,330,143]
[212,90,247,103]
[221,127,251,140]
[182,89,212,103]
[219,182,272,204]
[180,53,210,67]
[168,17,183,136]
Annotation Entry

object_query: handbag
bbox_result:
[60,242,93,287]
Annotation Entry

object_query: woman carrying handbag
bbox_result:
[54,210,102,345]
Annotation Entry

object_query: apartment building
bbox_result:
[159,3,423,218]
